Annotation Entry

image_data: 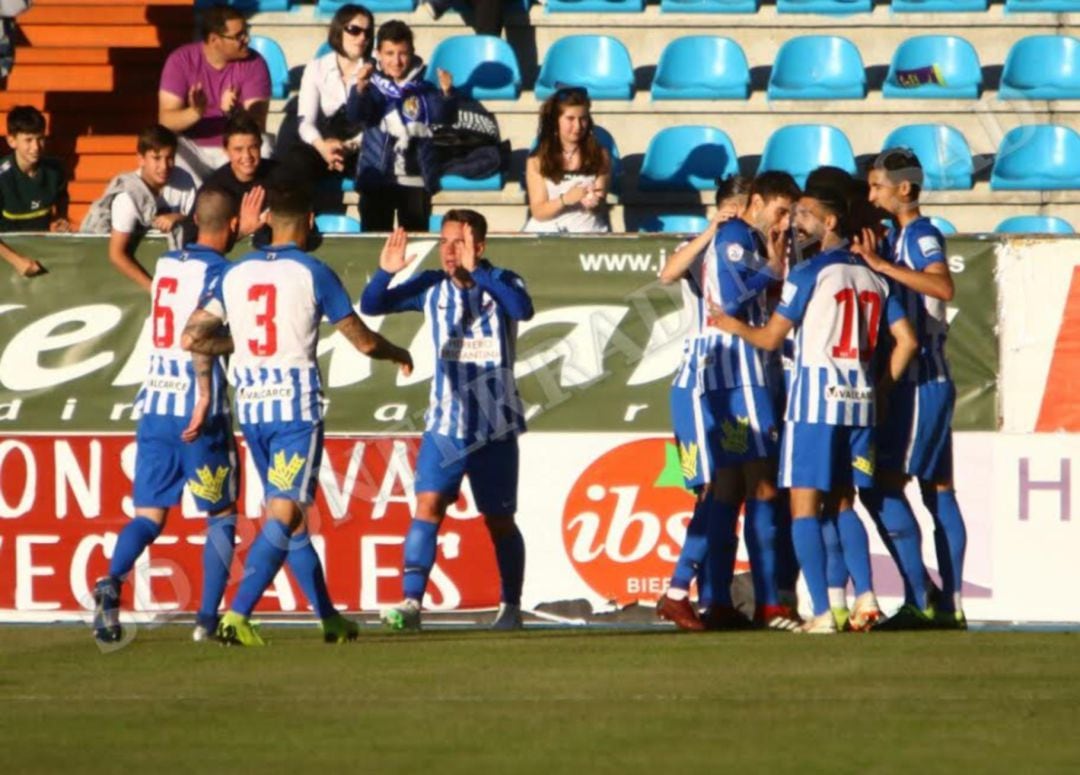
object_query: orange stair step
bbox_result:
[21,5,160,24]
[14,48,111,65]
[74,154,136,181]
[75,136,139,154]
[68,203,90,225]
[32,0,192,5]
[19,25,174,48]
[0,92,47,110]
[7,65,116,92]
[69,181,110,203]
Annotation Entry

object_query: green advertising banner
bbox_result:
[0,234,999,432]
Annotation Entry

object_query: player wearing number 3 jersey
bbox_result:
[183,182,413,646]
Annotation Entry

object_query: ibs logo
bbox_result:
[562,438,696,605]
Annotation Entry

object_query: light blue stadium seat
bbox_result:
[315,41,333,59]
[992,125,1080,190]
[1000,36,1080,100]
[928,216,957,235]
[318,0,416,13]
[768,36,866,100]
[882,124,973,190]
[1005,0,1080,11]
[429,213,444,232]
[315,214,362,233]
[639,214,711,233]
[995,215,1075,234]
[659,0,759,12]
[639,126,738,191]
[248,36,290,99]
[651,37,749,101]
[424,35,521,100]
[884,36,981,99]
[892,0,987,12]
[757,125,855,187]
[777,0,870,13]
[440,172,504,191]
[196,0,291,11]
[535,36,635,100]
[546,0,644,12]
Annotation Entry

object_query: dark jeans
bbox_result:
[429,0,503,37]
[360,184,431,232]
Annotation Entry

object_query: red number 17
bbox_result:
[832,288,882,361]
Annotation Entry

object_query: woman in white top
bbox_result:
[523,87,611,234]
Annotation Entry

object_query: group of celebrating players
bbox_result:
[90,143,967,645]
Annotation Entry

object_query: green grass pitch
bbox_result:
[1,626,1078,772]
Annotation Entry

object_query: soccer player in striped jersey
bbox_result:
[710,187,919,633]
[182,182,413,646]
[360,209,533,631]
[92,185,242,645]
[656,172,801,631]
[854,148,967,629]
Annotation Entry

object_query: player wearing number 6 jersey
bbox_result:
[182,182,413,646]
[711,188,919,633]
[92,185,241,645]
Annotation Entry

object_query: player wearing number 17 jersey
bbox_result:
[183,183,413,646]
[712,188,918,633]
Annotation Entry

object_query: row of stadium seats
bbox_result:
[204,0,1080,14]
[250,33,1080,103]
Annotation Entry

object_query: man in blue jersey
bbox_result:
[711,187,919,633]
[92,185,243,644]
[182,182,413,646]
[656,171,802,632]
[360,209,534,631]
[853,148,967,629]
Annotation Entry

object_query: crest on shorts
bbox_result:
[268,451,306,491]
[188,465,230,504]
[853,449,876,477]
[720,415,751,455]
[678,441,698,480]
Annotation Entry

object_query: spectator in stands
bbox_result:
[0,105,71,277]
[421,0,503,37]
[279,3,374,183]
[347,19,456,232]
[203,112,276,238]
[523,87,611,233]
[81,125,197,291]
[158,5,271,183]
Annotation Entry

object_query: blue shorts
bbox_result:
[241,420,324,505]
[779,422,875,492]
[878,380,955,482]
[670,383,779,489]
[415,432,519,515]
[133,413,237,512]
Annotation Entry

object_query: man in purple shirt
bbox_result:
[158,6,271,183]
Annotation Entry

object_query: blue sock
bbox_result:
[744,499,779,607]
[108,516,162,580]
[703,498,737,606]
[791,517,829,616]
[230,520,291,617]
[671,498,710,591]
[286,530,336,619]
[926,489,967,612]
[880,494,928,609]
[492,523,525,606]
[774,497,799,593]
[197,514,236,626]
[820,516,849,590]
[835,509,873,596]
[861,488,912,605]
[402,519,440,602]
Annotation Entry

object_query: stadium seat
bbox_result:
[768,36,866,100]
[777,0,871,13]
[315,41,333,59]
[996,215,1075,234]
[440,172,504,191]
[883,36,982,99]
[659,0,759,11]
[1005,0,1080,11]
[315,214,362,233]
[651,37,750,101]
[429,213,444,232]
[535,36,635,100]
[638,214,710,233]
[757,125,856,187]
[546,0,644,12]
[882,124,974,190]
[991,125,1080,190]
[928,216,957,235]
[248,36,290,100]
[999,36,1080,101]
[425,35,521,100]
[318,0,416,13]
[892,0,987,11]
[195,0,291,10]
[639,126,738,191]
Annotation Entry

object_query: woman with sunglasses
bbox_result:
[523,87,611,234]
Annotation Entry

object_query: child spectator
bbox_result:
[202,112,276,238]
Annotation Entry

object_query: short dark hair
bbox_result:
[715,174,751,206]
[6,106,46,137]
[194,185,239,232]
[750,171,801,205]
[442,208,487,242]
[137,124,178,155]
[266,180,313,222]
[802,185,850,238]
[805,166,854,198]
[874,147,924,197]
[328,3,374,58]
[222,112,262,147]
[376,19,413,51]
[199,5,245,42]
